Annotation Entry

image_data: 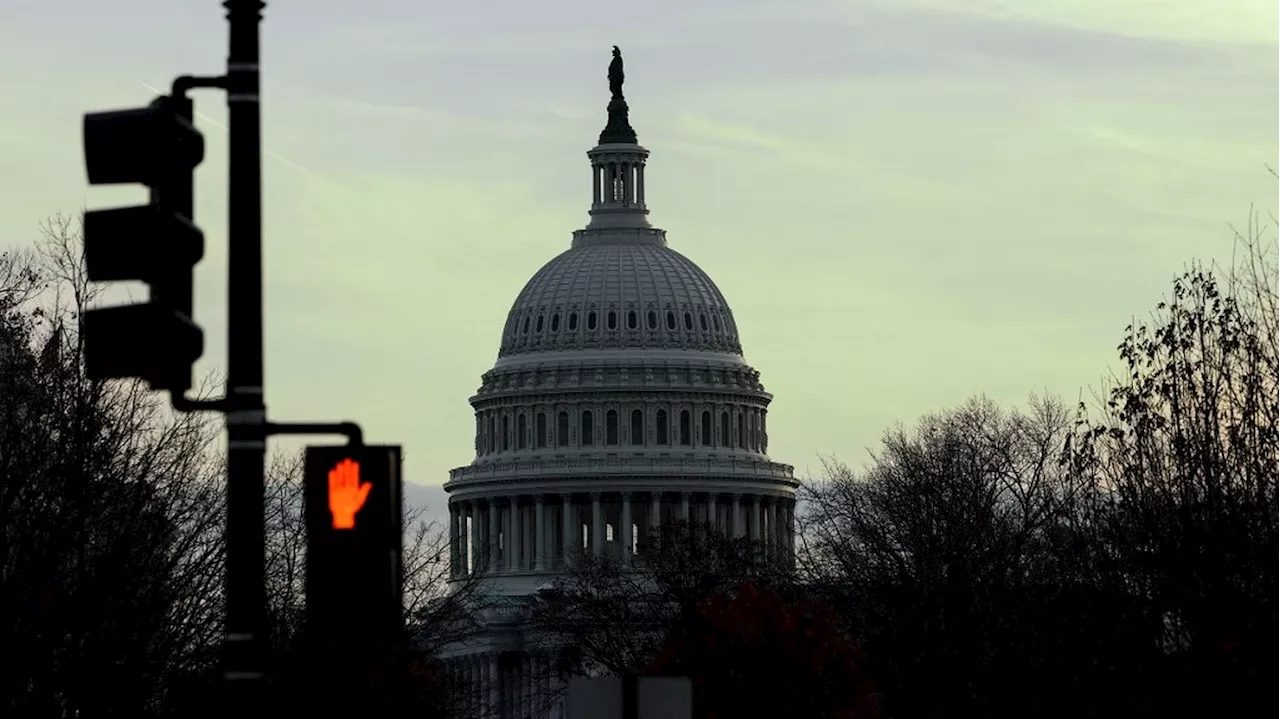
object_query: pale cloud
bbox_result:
[847,0,1279,46]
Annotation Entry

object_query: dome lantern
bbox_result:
[584,46,654,235]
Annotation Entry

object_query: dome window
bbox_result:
[700,411,712,445]
[630,410,644,446]
[666,311,676,330]
[517,414,528,450]
[581,410,595,446]
[713,315,721,332]
[587,311,598,330]
[535,315,545,333]
[550,314,561,332]
[656,410,669,445]
[607,311,618,330]
[557,411,569,447]
[679,410,691,446]
[522,317,530,335]
[568,312,579,331]
[536,412,548,448]
[699,314,708,332]
[647,311,657,329]
[627,310,638,330]
[606,410,619,445]
[683,312,694,331]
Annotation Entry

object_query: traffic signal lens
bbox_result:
[327,458,371,530]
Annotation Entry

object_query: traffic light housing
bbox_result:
[81,94,205,393]
[304,445,404,651]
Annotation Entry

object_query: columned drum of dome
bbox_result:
[438,47,797,719]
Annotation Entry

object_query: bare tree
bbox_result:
[1066,206,1278,717]
[1,216,224,718]
[799,394,1161,719]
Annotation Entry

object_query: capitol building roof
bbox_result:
[443,45,796,594]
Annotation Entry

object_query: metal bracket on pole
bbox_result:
[172,74,228,96]
[172,394,233,413]
[265,422,364,446]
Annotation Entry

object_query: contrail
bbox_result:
[142,81,334,187]
[139,82,466,266]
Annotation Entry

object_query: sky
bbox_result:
[0,0,1275,525]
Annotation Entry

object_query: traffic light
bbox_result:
[81,93,205,393]
[304,445,404,651]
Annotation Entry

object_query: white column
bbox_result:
[466,503,477,575]
[524,501,535,568]
[732,494,742,538]
[487,655,500,719]
[488,500,500,571]
[769,500,780,562]
[561,494,574,567]
[680,492,690,522]
[621,493,633,567]
[448,505,458,577]
[535,495,547,571]
[509,497,521,572]
[592,493,604,558]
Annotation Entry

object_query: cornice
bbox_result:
[446,454,797,488]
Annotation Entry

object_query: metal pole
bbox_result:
[222,1,268,716]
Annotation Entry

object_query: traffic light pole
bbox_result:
[222,1,268,716]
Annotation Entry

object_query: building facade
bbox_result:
[440,48,798,719]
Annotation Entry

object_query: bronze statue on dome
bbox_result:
[609,45,625,99]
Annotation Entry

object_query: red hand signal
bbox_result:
[327,458,371,530]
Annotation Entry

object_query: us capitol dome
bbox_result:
[440,46,797,719]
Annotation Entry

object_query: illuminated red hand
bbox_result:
[328,458,371,530]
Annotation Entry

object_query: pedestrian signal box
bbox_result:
[303,445,403,650]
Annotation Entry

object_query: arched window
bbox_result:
[647,311,657,329]
[666,311,676,330]
[587,312,598,330]
[536,315,544,333]
[656,410,669,445]
[606,410,619,445]
[521,317,530,334]
[517,414,528,450]
[713,315,721,332]
[627,310,638,329]
[502,415,510,451]
[630,410,644,446]
[700,314,708,331]
[581,410,595,446]
[679,410,691,446]
[737,413,746,448]
[700,411,712,446]
[568,312,579,331]
[550,314,560,332]
[720,412,730,447]
[536,412,547,448]
[557,411,569,447]
[607,310,618,330]
[684,312,694,330]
